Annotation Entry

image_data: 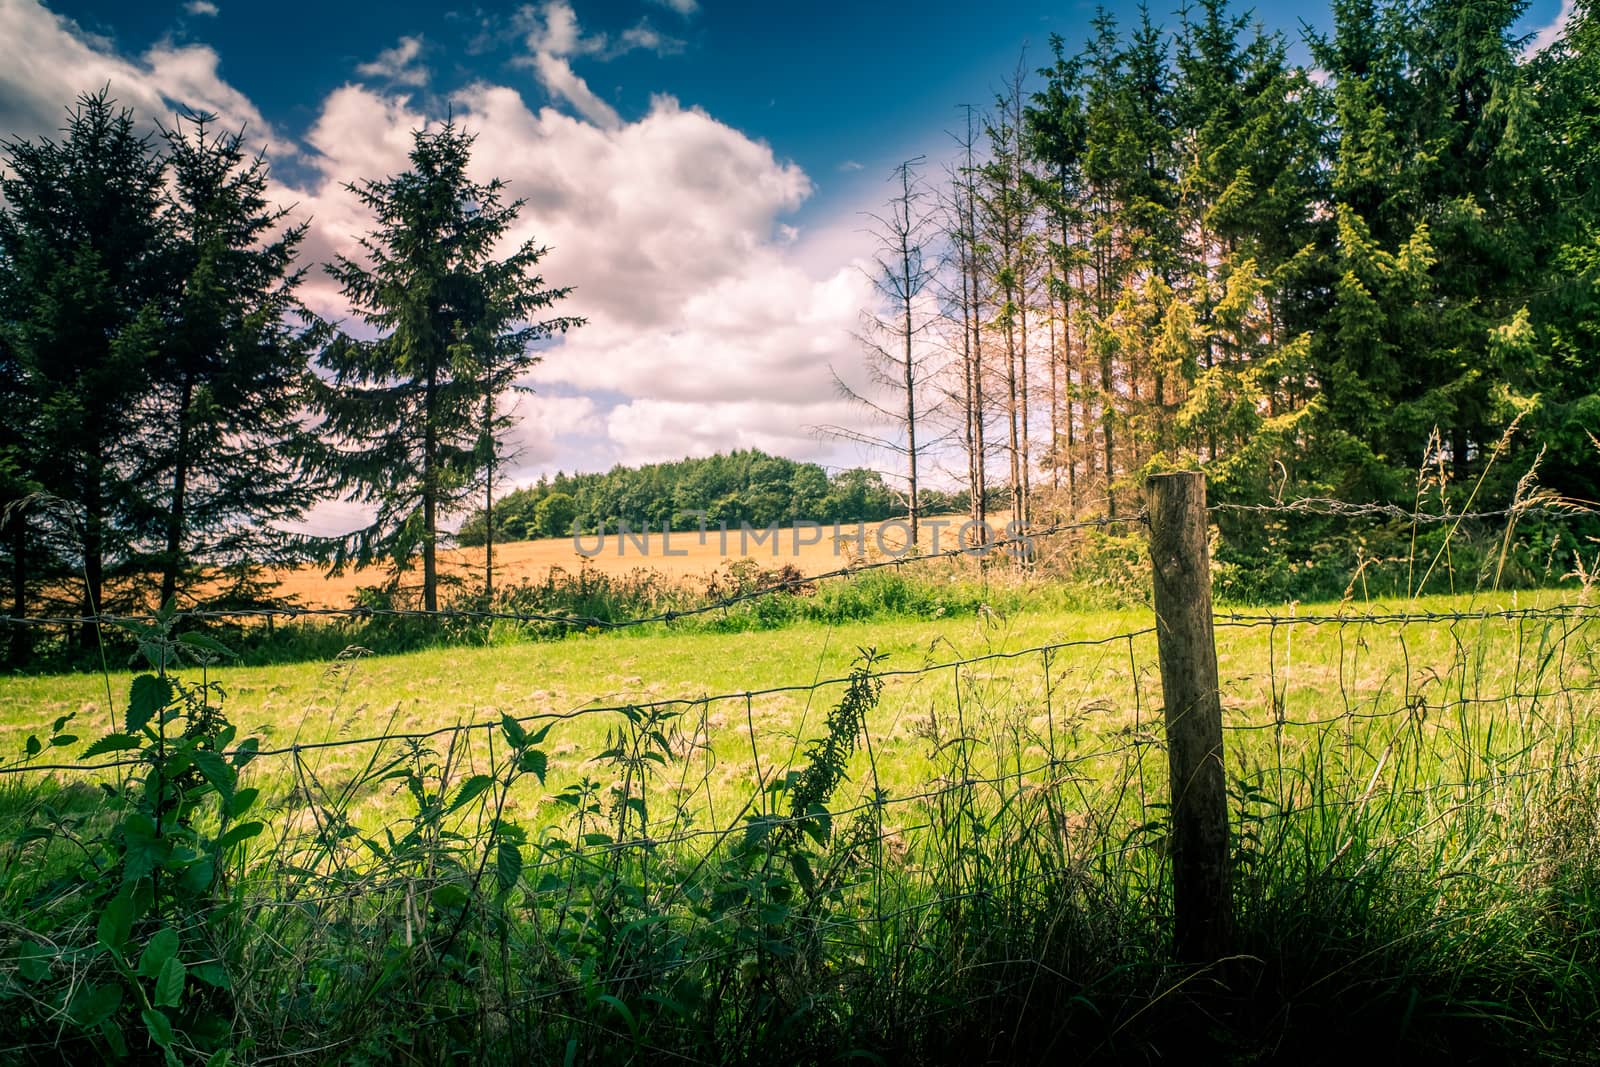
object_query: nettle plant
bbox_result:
[6,605,261,1064]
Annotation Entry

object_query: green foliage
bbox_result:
[4,596,1600,1062]
[0,89,171,641]
[139,110,321,609]
[311,118,582,612]
[455,450,964,546]
[2,604,258,1061]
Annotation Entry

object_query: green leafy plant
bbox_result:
[3,604,259,1063]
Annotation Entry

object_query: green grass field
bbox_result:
[3,587,1590,824]
[2,586,1597,1064]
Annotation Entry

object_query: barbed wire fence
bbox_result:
[1,475,1598,1059]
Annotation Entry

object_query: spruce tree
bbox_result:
[142,112,320,608]
[315,119,582,612]
[0,89,169,646]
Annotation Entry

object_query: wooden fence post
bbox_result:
[1145,470,1232,964]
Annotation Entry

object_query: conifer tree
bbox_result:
[315,119,581,612]
[0,89,169,646]
[142,112,319,608]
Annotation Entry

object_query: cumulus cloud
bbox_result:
[283,79,873,485]
[1,0,889,497]
[1525,0,1578,56]
[0,0,286,154]
[184,0,219,15]
[356,35,428,87]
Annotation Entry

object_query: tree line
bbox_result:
[850,0,1599,563]
[454,450,975,545]
[5,0,1598,663]
[0,91,580,663]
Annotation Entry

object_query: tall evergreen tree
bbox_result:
[1028,35,1090,513]
[0,89,169,645]
[315,119,582,612]
[1525,0,1600,502]
[141,112,320,608]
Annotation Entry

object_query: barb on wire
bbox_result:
[1217,604,1594,628]
[1209,496,1600,523]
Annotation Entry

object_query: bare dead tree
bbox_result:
[817,157,945,548]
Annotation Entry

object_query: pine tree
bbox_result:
[1525,0,1600,501]
[315,119,582,612]
[1028,35,1090,514]
[0,89,169,646]
[142,111,320,609]
[819,157,941,547]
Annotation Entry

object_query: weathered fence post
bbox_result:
[1146,470,1232,964]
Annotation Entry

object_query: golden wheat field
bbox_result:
[266,512,1014,608]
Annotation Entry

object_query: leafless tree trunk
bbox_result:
[817,158,941,548]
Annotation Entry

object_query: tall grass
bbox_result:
[2,589,1597,1064]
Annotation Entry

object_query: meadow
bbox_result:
[2,577,1597,1064]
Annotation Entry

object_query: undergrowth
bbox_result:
[2,595,1598,1064]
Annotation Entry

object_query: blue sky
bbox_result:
[0,0,1577,530]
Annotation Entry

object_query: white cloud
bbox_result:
[1525,0,1578,56]
[1,0,897,503]
[184,0,219,16]
[515,0,604,58]
[0,0,287,154]
[837,159,864,172]
[618,21,683,56]
[511,2,685,128]
[280,78,877,487]
[648,0,699,16]
[356,35,428,87]
[526,49,620,128]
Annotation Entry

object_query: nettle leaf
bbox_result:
[447,774,495,815]
[128,674,174,733]
[154,956,186,1007]
[500,714,528,748]
[191,750,235,801]
[496,840,523,895]
[228,787,259,818]
[519,749,548,782]
[230,737,260,769]
[216,821,264,852]
[138,928,180,978]
[97,892,134,957]
[790,852,816,895]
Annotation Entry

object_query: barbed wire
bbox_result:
[1209,496,1600,523]
[1217,604,1595,628]
[6,598,1596,778]
[0,625,1160,776]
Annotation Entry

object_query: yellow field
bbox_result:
[268,512,1011,608]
